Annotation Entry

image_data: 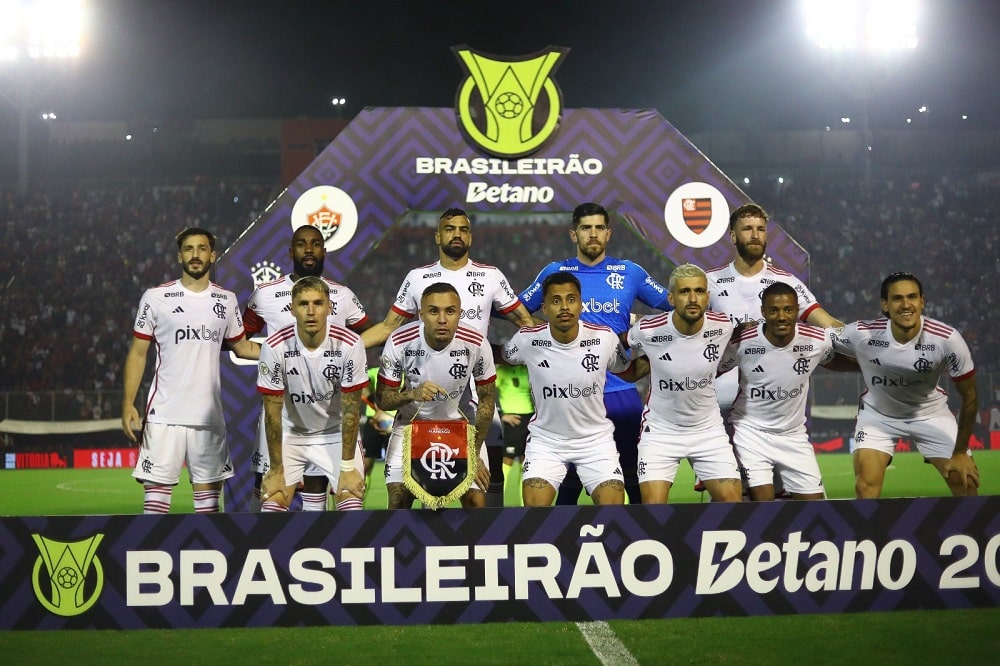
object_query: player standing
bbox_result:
[243,224,369,511]
[625,264,742,503]
[831,272,980,497]
[376,282,495,509]
[502,272,631,506]
[519,202,669,504]
[718,282,841,501]
[122,227,259,514]
[362,208,534,508]
[256,277,367,511]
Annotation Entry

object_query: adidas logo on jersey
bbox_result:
[288,367,300,375]
[752,365,765,373]
[538,360,550,368]
[716,290,729,297]
[659,352,672,361]
[869,358,881,365]
[172,307,184,313]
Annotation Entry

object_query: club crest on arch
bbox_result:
[31,533,105,617]
[452,45,569,158]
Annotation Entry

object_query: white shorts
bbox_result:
[638,420,740,484]
[853,406,963,460]
[383,426,490,490]
[133,422,233,485]
[278,435,364,491]
[521,435,623,494]
[731,423,823,495]
[252,409,328,479]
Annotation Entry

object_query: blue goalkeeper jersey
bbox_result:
[519,256,670,393]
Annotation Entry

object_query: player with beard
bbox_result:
[122,227,259,514]
[243,225,370,511]
[519,202,670,505]
[706,203,843,498]
[362,208,535,508]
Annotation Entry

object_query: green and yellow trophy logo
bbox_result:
[31,533,105,617]
[453,45,569,158]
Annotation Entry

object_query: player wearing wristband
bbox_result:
[256,277,367,511]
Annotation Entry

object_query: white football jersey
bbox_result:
[502,322,630,448]
[378,321,496,424]
[257,324,368,445]
[627,310,733,430]
[719,322,833,434]
[706,262,820,326]
[132,281,245,427]
[831,316,975,420]
[244,274,367,336]
[390,260,521,335]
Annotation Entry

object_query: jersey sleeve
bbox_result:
[790,278,820,321]
[223,297,246,343]
[632,263,671,310]
[492,269,522,316]
[390,271,419,319]
[342,338,369,392]
[256,343,285,395]
[829,324,856,355]
[378,339,405,388]
[502,331,527,365]
[473,339,498,385]
[945,331,976,381]
[625,319,647,358]
[518,262,559,313]
[718,338,740,375]
[132,290,157,340]
[608,334,631,374]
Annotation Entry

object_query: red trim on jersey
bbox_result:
[390,304,417,319]
[737,326,759,342]
[133,331,153,341]
[522,323,548,333]
[389,324,421,345]
[496,299,521,315]
[154,280,179,289]
[378,375,402,388]
[255,276,286,290]
[922,319,955,338]
[639,312,671,329]
[475,373,497,385]
[342,381,367,393]
[799,303,820,322]
[327,325,361,345]
[798,324,827,340]
[265,325,296,347]
[705,311,730,323]
[857,319,888,331]
[582,321,614,334]
[224,331,246,344]
[769,265,794,277]
[257,386,283,396]
[454,326,484,345]
[348,314,370,332]
[953,369,975,383]
[243,307,265,336]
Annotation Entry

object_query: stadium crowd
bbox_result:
[0,174,997,404]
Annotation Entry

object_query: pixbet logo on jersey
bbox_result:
[749,385,802,401]
[658,377,712,392]
[174,324,223,345]
[541,381,600,399]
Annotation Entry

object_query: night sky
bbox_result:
[3,0,998,134]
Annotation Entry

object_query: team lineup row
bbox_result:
[120,203,981,514]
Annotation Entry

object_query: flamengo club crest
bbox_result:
[31,533,105,617]
[452,45,569,158]
[290,185,359,252]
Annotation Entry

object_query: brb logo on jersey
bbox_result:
[452,45,569,158]
[32,533,104,617]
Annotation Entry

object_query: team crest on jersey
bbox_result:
[290,186,359,252]
[452,45,569,158]
[31,534,105,617]
[250,260,282,287]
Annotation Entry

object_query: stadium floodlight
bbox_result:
[803,0,918,53]
[0,0,84,193]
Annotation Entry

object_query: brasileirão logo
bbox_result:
[32,533,105,617]
[452,45,569,158]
